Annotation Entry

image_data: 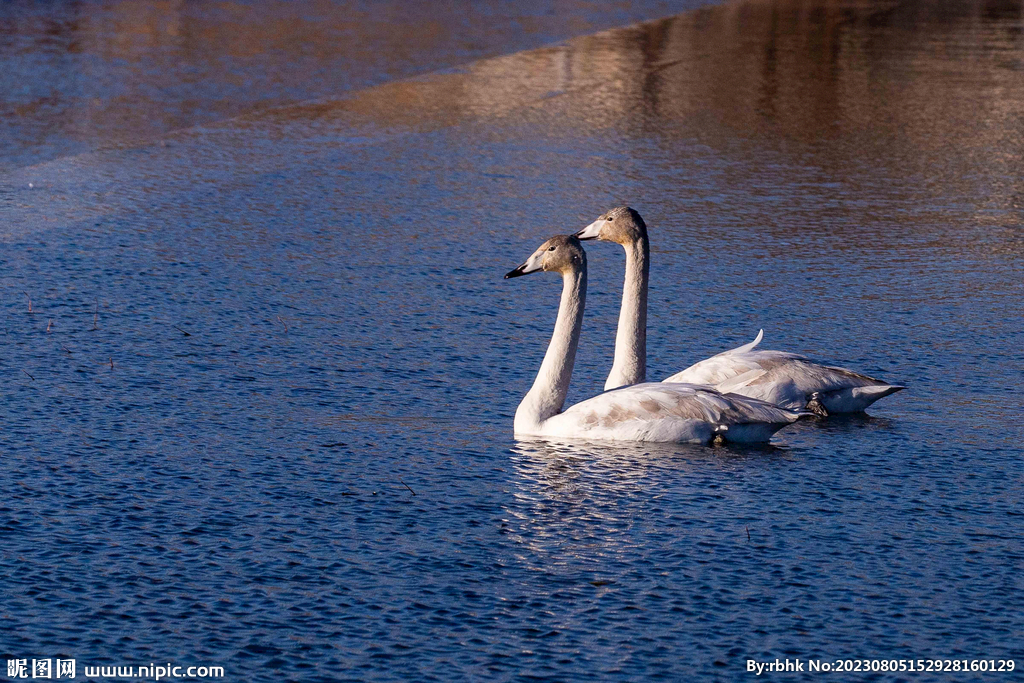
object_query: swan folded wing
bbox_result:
[715,367,769,393]
[667,345,888,390]
[664,347,805,385]
[741,356,890,395]
[553,382,800,442]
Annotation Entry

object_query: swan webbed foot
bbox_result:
[805,394,829,418]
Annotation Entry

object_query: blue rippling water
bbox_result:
[2,0,1024,681]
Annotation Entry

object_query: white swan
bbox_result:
[574,207,904,414]
[505,234,806,444]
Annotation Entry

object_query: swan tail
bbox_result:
[858,384,906,403]
[817,384,905,413]
[725,329,764,356]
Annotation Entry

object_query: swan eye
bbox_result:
[547,246,556,251]
[607,216,614,221]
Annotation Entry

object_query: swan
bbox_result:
[574,206,904,415]
[505,234,806,444]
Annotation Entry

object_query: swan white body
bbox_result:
[664,330,905,413]
[575,207,904,414]
[506,235,804,444]
[524,380,804,444]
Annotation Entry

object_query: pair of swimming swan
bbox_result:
[505,207,903,445]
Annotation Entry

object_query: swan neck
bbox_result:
[606,237,649,390]
[515,268,586,433]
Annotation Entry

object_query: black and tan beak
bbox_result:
[504,263,530,279]
[573,218,603,241]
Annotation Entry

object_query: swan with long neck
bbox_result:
[574,207,904,414]
[505,235,805,444]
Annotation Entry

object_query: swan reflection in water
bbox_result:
[502,437,797,573]
[504,411,899,510]
[502,412,894,556]
[508,435,791,501]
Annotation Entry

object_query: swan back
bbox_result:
[540,382,804,443]
[666,333,904,411]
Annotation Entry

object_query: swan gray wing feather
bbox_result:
[744,356,888,392]
[562,382,803,429]
[664,345,805,386]
[664,333,893,407]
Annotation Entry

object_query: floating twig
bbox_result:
[399,478,416,496]
[23,291,32,313]
[109,357,114,370]
[172,325,191,337]
[46,319,52,332]
[746,526,751,541]
[22,369,34,381]
[277,315,289,333]
[61,344,72,354]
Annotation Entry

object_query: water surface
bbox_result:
[2,0,1023,680]
[0,0,698,173]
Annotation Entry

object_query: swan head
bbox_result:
[505,235,586,278]
[573,206,647,245]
